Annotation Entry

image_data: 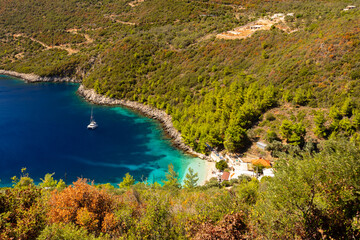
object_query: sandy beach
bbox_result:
[203,161,216,184]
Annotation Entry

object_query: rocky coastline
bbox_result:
[0,70,80,83]
[0,69,208,160]
[77,85,208,160]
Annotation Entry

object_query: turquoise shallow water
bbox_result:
[0,75,205,186]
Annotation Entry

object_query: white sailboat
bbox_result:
[87,107,98,129]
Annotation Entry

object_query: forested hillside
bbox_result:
[1,0,360,154]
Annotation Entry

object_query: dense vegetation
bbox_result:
[1,0,360,153]
[1,139,360,239]
[2,1,360,238]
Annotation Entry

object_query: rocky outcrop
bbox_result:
[0,70,80,83]
[77,84,208,160]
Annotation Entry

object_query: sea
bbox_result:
[0,75,206,187]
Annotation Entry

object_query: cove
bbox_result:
[0,75,206,187]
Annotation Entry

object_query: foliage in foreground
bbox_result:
[254,139,360,239]
[1,139,360,239]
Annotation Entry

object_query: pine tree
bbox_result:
[118,173,135,188]
[183,168,199,189]
[163,164,181,189]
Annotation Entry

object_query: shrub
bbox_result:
[47,178,118,235]
[216,160,228,171]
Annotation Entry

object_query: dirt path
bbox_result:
[29,36,79,55]
[66,29,94,44]
[128,0,144,7]
[13,29,95,55]
[217,14,296,40]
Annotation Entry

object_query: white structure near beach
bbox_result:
[210,152,221,162]
[229,163,255,179]
[226,154,242,166]
[258,168,275,181]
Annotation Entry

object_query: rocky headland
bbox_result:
[0,70,80,83]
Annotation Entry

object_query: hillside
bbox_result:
[1,0,360,155]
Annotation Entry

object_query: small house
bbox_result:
[221,172,230,182]
[250,25,263,30]
[252,158,271,168]
[256,141,267,150]
[263,168,275,177]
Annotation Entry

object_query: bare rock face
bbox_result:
[0,70,80,83]
[77,85,207,160]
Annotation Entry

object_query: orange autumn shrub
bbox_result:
[47,178,118,235]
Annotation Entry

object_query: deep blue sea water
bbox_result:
[0,75,205,187]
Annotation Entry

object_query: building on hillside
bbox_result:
[258,168,275,181]
[344,6,356,11]
[226,154,243,166]
[263,168,275,177]
[221,172,230,182]
[230,171,255,179]
[256,141,267,150]
[271,13,285,20]
[250,25,263,30]
[251,158,271,168]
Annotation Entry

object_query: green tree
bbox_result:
[280,120,293,140]
[119,173,135,188]
[314,111,327,138]
[224,124,248,152]
[280,120,306,146]
[215,160,228,171]
[183,167,199,189]
[12,168,34,190]
[288,123,306,146]
[340,98,353,117]
[266,130,279,143]
[162,164,181,189]
[329,105,342,120]
[39,173,58,189]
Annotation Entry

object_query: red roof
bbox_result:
[252,158,271,167]
[221,172,230,181]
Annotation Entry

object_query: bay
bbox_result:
[0,75,205,187]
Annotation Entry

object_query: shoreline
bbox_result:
[0,69,80,83]
[77,85,208,161]
[0,70,213,183]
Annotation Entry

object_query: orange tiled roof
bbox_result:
[251,158,271,167]
[221,172,230,181]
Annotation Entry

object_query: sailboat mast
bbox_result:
[90,107,93,121]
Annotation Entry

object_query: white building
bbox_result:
[258,168,275,181]
[256,141,267,150]
[250,25,263,30]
